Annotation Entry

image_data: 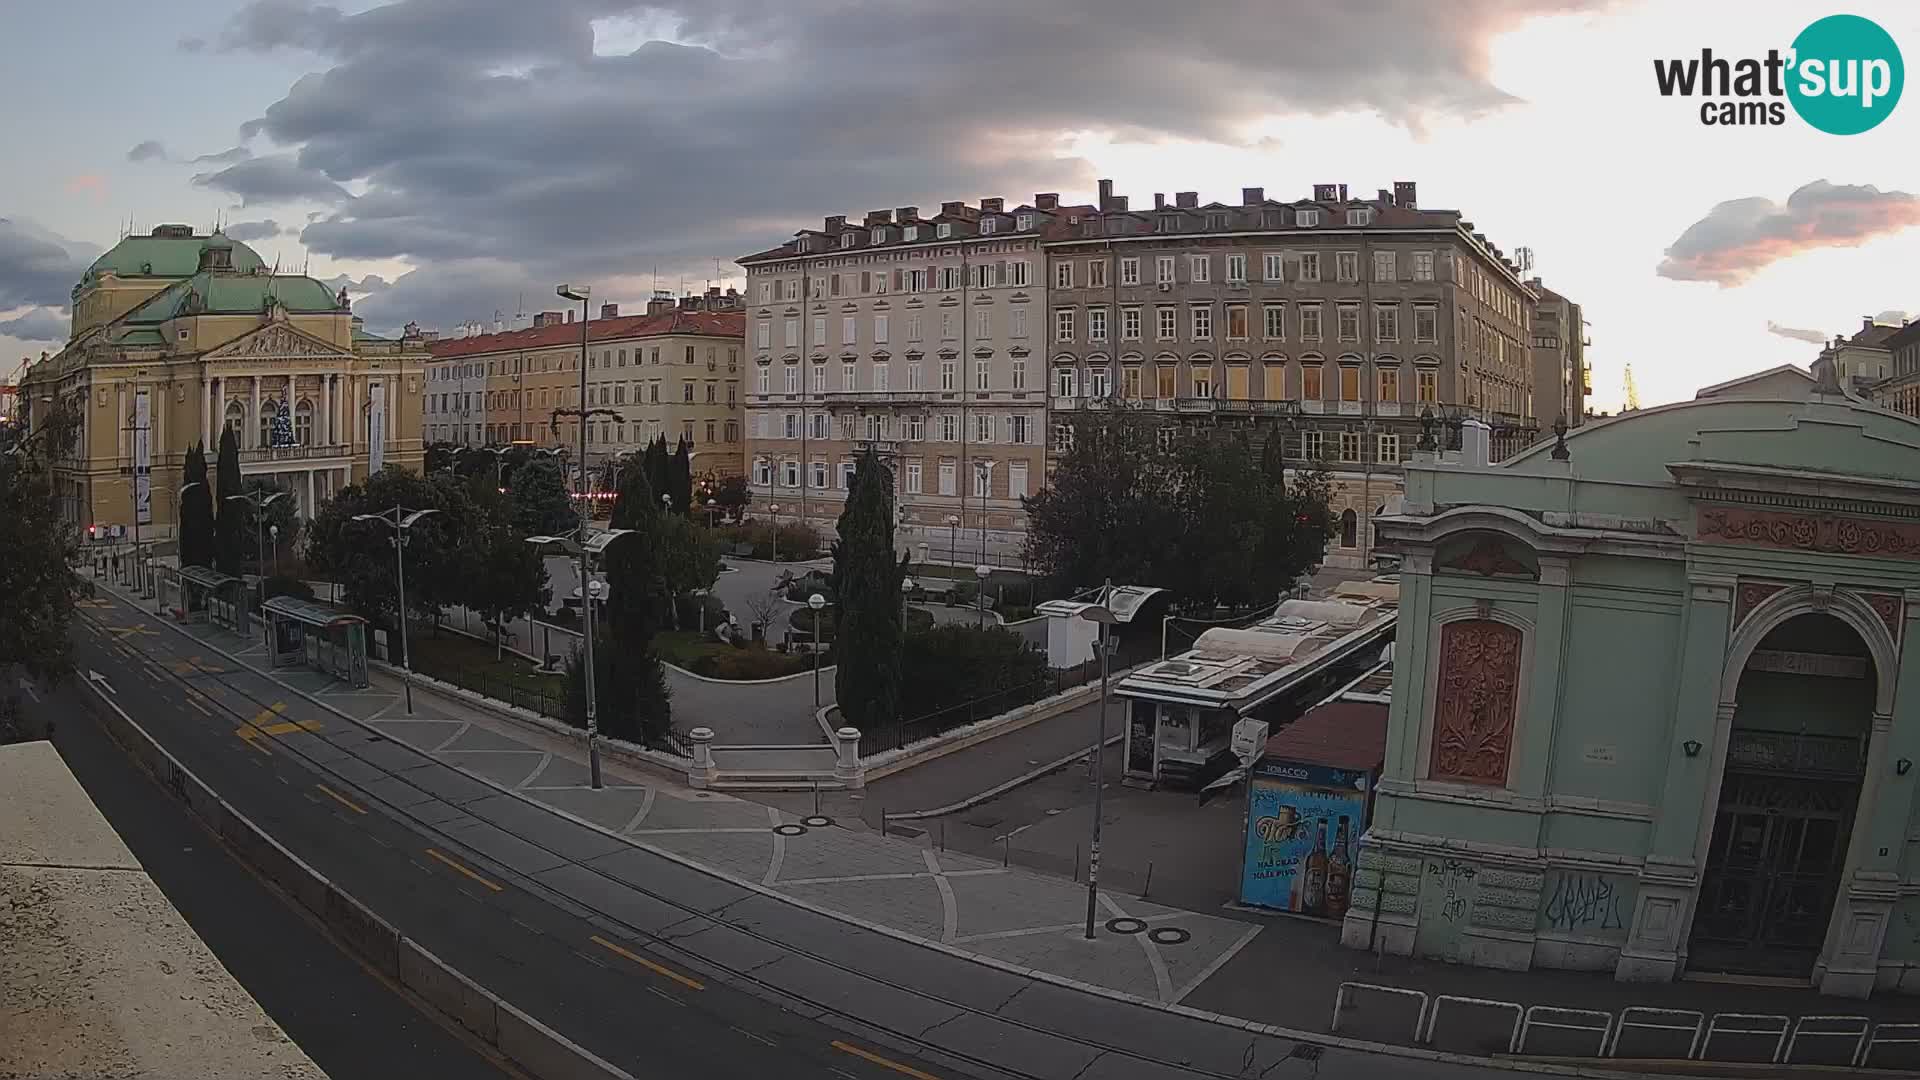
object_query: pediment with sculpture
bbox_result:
[204,323,354,362]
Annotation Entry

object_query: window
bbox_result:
[1378,432,1400,462]
[811,461,828,489]
[756,365,770,394]
[1008,414,1030,444]
[1055,261,1074,289]
[1157,306,1177,340]
[1191,306,1212,340]
[651,348,661,365]
[938,460,957,495]
[1339,365,1360,401]
[909,361,924,390]
[976,359,990,390]
[1121,307,1141,341]
[875,363,890,391]
[903,225,919,242]
[1414,305,1438,343]
[838,460,856,489]
[1191,366,1213,399]
[294,400,313,445]
[1303,430,1324,459]
[973,462,992,498]
[842,316,856,345]
[1417,369,1437,402]
[1263,252,1284,282]
[1379,367,1399,401]
[1336,251,1358,282]
[1226,254,1246,283]
[1339,430,1361,462]
[1207,212,1229,229]
[1121,365,1143,399]
[1263,304,1286,340]
[650,383,661,403]
[907,314,922,342]
[1011,358,1026,390]
[758,282,773,304]
[813,412,831,438]
[1056,367,1078,397]
[685,381,696,402]
[1120,257,1139,286]
[975,309,991,340]
[975,413,993,442]
[1373,251,1396,282]
[784,319,799,347]
[1089,307,1108,342]
[840,233,855,250]
[1088,259,1107,288]
[1011,308,1027,338]
[1298,252,1321,282]
[1156,255,1176,283]
[1347,208,1373,226]
[940,312,954,340]
[937,223,952,238]
[1412,251,1435,281]
[1156,365,1176,399]
[1009,461,1029,497]
[1016,213,1034,231]
[1303,364,1323,399]
[783,460,800,487]
[1227,305,1249,340]
[1337,304,1360,342]
[906,460,923,493]
[940,360,956,390]
[1188,254,1210,283]
[1008,260,1029,287]
[1055,308,1075,343]
[1298,209,1320,227]
[981,217,998,235]
[874,315,889,343]
[1052,421,1074,452]
[810,365,824,393]
[1375,304,1400,342]
[971,263,996,290]
[908,268,929,292]
[1088,365,1111,397]
[755,458,772,485]
[842,362,857,390]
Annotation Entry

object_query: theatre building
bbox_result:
[1345,385,1920,997]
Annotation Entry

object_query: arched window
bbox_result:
[1340,508,1357,548]
[224,399,245,440]
[259,400,280,447]
[294,399,314,446]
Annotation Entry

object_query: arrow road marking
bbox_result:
[85,669,117,697]
[16,677,38,703]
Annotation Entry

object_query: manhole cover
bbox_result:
[801,815,832,828]
[1148,927,1191,946]
[1105,917,1147,935]
[773,824,807,837]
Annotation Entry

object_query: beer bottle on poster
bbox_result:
[1326,816,1352,919]
[1302,819,1329,915]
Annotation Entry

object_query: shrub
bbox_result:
[262,573,315,602]
[788,606,837,641]
[674,591,728,630]
[782,569,835,604]
[898,624,1047,720]
[686,646,808,680]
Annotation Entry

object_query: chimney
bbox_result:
[648,292,674,316]
[1377,189,1391,204]
[1864,315,1877,332]
[824,214,846,231]
[600,303,619,320]
[1111,196,1128,212]
[1313,183,1339,202]
[1097,179,1114,211]
[1154,193,1166,210]
[1175,192,1198,209]
[1394,181,1417,209]
[865,210,892,226]
[980,197,1004,214]
[896,206,919,222]
[531,312,545,328]
[1338,183,1349,201]
[1242,187,1264,206]
[1034,193,1059,211]
[940,200,965,217]
[565,309,574,324]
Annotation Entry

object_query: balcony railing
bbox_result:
[237,443,351,465]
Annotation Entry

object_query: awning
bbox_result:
[263,595,367,628]
[178,566,241,590]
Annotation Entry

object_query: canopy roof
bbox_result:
[264,595,366,627]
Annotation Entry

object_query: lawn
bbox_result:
[656,630,814,680]
[407,624,569,716]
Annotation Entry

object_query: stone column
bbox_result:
[1514,557,1570,801]
[833,727,864,789]
[1374,548,1434,825]
[306,469,316,521]
[688,727,716,788]
[116,383,128,458]
[251,376,263,449]
[321,375,332,446]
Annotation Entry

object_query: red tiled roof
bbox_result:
[1262,701,1387,773]
[427,310,743,360]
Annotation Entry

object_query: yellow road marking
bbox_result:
[831,1041,942,1080]
[315,784,368,815]
[589,934,706,991]
[233,702,291,754]
[107,623,158,638]
[424,848,503,893]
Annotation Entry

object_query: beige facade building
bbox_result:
[426,298,744,479]
[1874,319,1920,418]
[1045,180,1542,569]
[738,197,1069,559]
[20,225,427,539]
[1528,278,1588,431]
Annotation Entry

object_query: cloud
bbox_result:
[179,36,207,53]
[1658,181,1920,286]
[224,219,287,242]
[0,219,99,310]
[1765,321,1828,345]
[1874,308,1910,325]
[193,146,254,166]
[202,0,1604,329]
[127,140,170,162]
[0,308,69,344]
[192,153,352,206]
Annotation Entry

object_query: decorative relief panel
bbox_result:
[1734,581,1787,628]
[1859,590,1903,644]
[1429,619,1523,785]
[1439,537,1535,579]
[1699,506,1920,561]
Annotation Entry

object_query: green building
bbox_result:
[1345,382,1920,998]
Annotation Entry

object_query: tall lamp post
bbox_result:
[1076,580,1119,939]
[352,506,438,715]
[768,503,781,563]
[227,489,287,619]
[705,498,718,529]
[901,576,915,628]
[525,527,632,791]
[975,564,990,627]
[946,514,960,568]
[808,592,827,707]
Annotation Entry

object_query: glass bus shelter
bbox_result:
[262,596,370,688]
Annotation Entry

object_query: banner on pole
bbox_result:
[134,388,152,526]
[368,381,387,474]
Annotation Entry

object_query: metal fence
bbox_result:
[861,658,1105,756]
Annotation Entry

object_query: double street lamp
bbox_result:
[227,489,288,628]
[1076,581,1121,940]
[352,505,439,716]
[525,525,634,790]
[808,592,827,707]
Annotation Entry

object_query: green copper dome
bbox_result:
[80,226,267,285]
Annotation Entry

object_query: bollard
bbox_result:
[1143,860,1154,898]
[878,805,886,838]
[939,821,945,852]
[1074,843,1081,883]
[1003,836,1009,867]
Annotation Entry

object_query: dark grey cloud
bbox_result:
[1659,181,1920,286]
[0,309,69,344]
[1765,321,1828,345]
[225,218,287,242]
[127,140,170,162]
[192,152,352,206]
[0,219,99,310]
[211,0,1606,328]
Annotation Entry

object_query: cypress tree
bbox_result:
[213,426,245,576]
[179,441,215,568]
[831,449,906,731]
[668,436,693,515]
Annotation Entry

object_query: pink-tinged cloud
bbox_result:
[1658,181,1920,287]
[63,173,109,203]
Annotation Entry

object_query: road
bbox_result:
[63,601,961,1080]
[31,675,510,1080]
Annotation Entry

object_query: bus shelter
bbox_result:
[174,566,250,636]
[262,596,370,688]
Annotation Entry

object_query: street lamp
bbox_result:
[525,525,634,790]
[946,514,960,567]
[352,506,439,715]
[808,592,827,707]
[1076,580,1121,940]
[661,491,672,515]
[768,503,781,563]
[975,564,990,627]
[226,489,287,618]
[901,576,914,628]
[705,498,718,529]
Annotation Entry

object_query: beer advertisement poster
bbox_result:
[1240,762,1368,917]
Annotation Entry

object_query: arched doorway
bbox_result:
[1690,613,1873,977]
[1339,508,1357,548]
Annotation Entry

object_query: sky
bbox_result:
[6,0,1920,410]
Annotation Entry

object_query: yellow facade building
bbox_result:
[20,225,427,540]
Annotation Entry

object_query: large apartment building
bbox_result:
[738,197,1076,559]
[1045,180,1544,568]
[425,295,745,479]
[1529,278,1589,430]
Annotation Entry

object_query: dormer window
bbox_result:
[937,223,953,239]
[841,232,856,248]
[871,227,885,245]
[904,225,920,241]
[1206,213,1228,229]
[1016,213,1034,231]
[981,217,998,235]
[1298,210,1321,227]
[1347,208,1373,226]
[797,237,811,253]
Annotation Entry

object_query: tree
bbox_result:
[1021,406,1183,594]
[579,461,673,740]
[563,629,670,745]
[508,457,575,537]
[898,625,1048,721]
[0,396,82,702]
[832,450,907,730]
[178,441,214,569]
[424,442,458,475]
[642,436,671,512]
[668,436,693,514]
[238,477,300,571]
[213,425,245,576]
[468,522,551,660]
[713,474,751,520]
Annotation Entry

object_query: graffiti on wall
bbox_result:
[1413,858,1482,961]
[1538,869,1635,939]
